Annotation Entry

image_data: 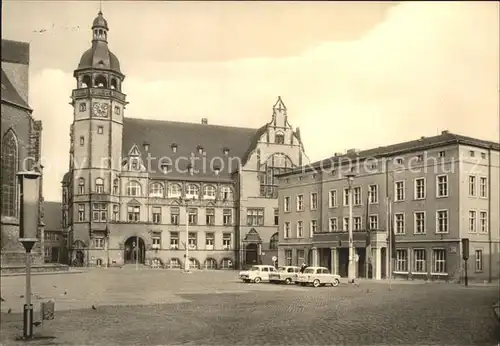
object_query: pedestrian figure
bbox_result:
[300,262,307,273]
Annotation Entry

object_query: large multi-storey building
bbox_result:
[61,11,306,269]
[1,39,44,271]
[278,131,499,282]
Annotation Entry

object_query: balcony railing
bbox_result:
[72,88,126,102]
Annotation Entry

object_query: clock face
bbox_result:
[92,103,109,117]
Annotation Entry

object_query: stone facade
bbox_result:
[278,132,500,282]
[62,12,307,270]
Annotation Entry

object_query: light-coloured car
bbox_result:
[297,266,341,287]
[269,266,301,284]
[239,265,276,283]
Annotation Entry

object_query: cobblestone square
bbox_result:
[1,269,499,345]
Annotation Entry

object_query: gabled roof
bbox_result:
[280,131,500,177]
[122,118,259,180]
[1,39,29,65]
[1,68,31,110]
[43,201,62,231]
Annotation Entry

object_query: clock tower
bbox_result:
[69,10,126,251]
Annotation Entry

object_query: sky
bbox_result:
[2,1,499,202]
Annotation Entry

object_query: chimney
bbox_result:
[201,118,208,125]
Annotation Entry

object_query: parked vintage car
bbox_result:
[239,265,276,283]
[296,266,341,287]
[269,266,301,284]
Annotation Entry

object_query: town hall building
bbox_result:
[61,11,307,269]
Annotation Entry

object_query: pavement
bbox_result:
[1,268,499,345]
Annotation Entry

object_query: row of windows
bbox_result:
[284,175,471,213]
[160,258,233,269]
[394,248,448,274]
[283,209,490,238]
[77,204,280,228]
[44,232,61,241]
[76,178,234,199]
[394,248,485,274]
[468,175,488,198]
[78,203,235,225]
[92,232,233,250]
[283,249,306,267]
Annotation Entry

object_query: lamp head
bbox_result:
[346,172,356,185]
[17,171,41,180]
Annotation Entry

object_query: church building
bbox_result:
[62,11,307,269]
[1,39,44,271]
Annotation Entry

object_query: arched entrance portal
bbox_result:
[245,243,258,265]
[124,237,146,264]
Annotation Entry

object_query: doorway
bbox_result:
[338,248,349,277]
[245,243,258,265]
[124,236,146,264]
[381,247,387,279]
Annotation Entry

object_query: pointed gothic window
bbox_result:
[1,130,18,217]
[259,153,294,198]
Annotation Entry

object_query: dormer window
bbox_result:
[171,144,178,153]
[160,163,170,174]
[223,147,230,155]
[197,145,204,155]
[130,158,139,171]
[213,165,220,176]
[143,142,150,152]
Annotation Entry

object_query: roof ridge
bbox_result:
[124,117,259,131]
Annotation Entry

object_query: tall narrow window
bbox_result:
[1,130,18,217]
[152,206,162,224]
[188,208,198,225]
[95,177,104,193]
[78,204,85,222]
[205,208,215,225]
[223,209,232,226]
[78,178,85,194]
[113,179,119,195]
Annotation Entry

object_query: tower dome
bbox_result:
[75,11,121,74]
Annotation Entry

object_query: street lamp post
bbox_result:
[346,173,356,284]
[17,171,42,340]
[179,196,192,273]
[104,224,109,268]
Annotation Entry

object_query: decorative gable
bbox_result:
[244,228,262,242]
[128,144,141,157]
[127,198,141,205]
